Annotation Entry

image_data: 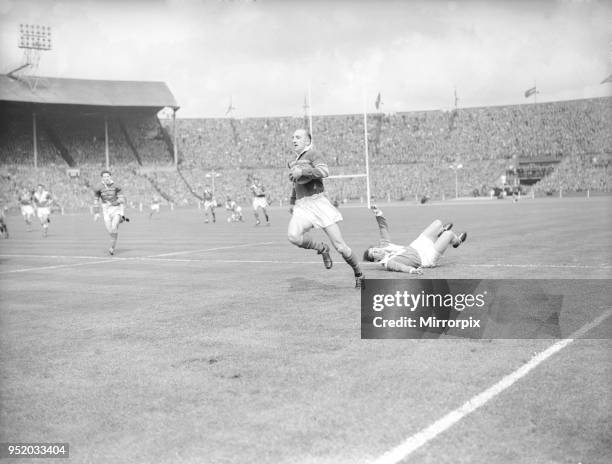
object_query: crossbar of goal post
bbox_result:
[327,173,370,206]
[328,174,368,178]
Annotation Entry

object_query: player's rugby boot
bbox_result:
[453,232,467,248]
[108,247,115,256]
[355,274,365,289]
[438,222,453,237]
[318,244,333,269]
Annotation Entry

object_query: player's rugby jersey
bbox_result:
[33,190,52,207]
[19,192,33,205]
[380,247,422,269]
[250,183,266,197]
[94,183,122,204]
[289,147,328,203]
[374,212,422,268]
[203,190,214,202]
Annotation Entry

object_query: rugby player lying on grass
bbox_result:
[362,206,467,274]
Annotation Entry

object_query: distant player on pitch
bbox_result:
[225,196,244,222]
[92,199,101,222]
[362,205,467,274]
[33,184,53,237]
[0,206,8,239]
[249,177,270,226]
[202,187,216,223]
[94,170,129,255]
[149,196,161,219]
[19,187,35,231]
[287,128,364,288]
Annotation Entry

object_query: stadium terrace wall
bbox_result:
[1,97,610,212]
[164,96,611,169]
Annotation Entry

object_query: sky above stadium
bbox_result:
[0,0,610,118]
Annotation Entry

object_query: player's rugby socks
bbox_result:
[299,237,326,253]
[110,233,118,248]
[341,249,362,276]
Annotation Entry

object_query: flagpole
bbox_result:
[363,84,371,209]
[533,79,539,158]
[308,79,313,139]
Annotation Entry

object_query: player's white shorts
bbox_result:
[21,205,34,218]
[36,207,50,221]
[150,203,160,213]
[252,196,268,210]
[203,200,216,210]
[409,234,441,268]
[102,204,124,229]
[291,193,342,230]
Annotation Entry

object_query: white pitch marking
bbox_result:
[0,259,117,274]
[147,241,276,257]
[138,257,319,265]
[466,263,612,269]
[2,254,609,270]
[2,252,611,272]
[0,254,116,260]
[0,242,279,274]
[369,308,612,464]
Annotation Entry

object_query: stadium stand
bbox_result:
[1,73,610,211]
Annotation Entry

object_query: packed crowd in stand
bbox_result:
[1,97,610,212]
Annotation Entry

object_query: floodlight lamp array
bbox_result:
[18,24,52,50]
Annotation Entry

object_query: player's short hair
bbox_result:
[295,128,312,142]
[363,247,375,262]
[100,170,111,176]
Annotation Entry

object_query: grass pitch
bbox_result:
[1,196,611,463]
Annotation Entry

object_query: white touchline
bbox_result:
[369,308,612,464]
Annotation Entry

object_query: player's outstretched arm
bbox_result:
[386,260,423,274]
[371,205,392,246]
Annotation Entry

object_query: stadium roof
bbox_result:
[0,75,178,109]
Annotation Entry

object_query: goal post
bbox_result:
[306,80,373,207]
[326,173,371,206]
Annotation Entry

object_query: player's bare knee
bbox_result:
[334,242,351,257]
[287,232,303,246]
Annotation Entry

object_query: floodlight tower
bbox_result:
[9,24,52,168]
[9,24,52,78]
